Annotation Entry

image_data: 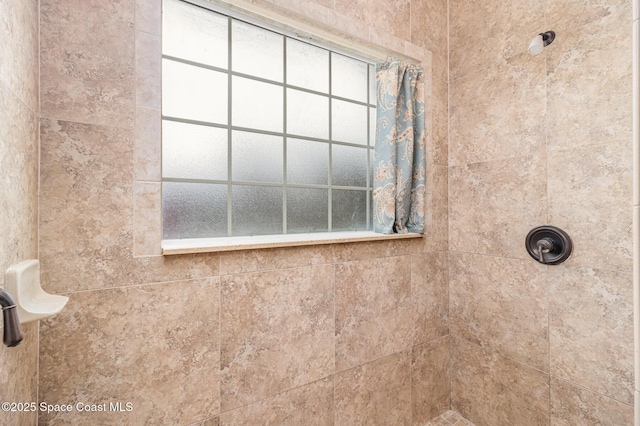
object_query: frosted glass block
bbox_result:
[232,76,283,132]
[162,0,228,68]
[232,186,283,236]
[162,59,227,124]
[287,89,329,139]
[286,39,329,93]
[332,189,367,231]
[287,139,328,185]
[369,64,376,104]
[162,182,227,239]
[331,53,368,102]
[232,20,283,82]
[332,99,367,145]
[232,131,283,183]
[162,121,227,180]
[370,107,376,146]
[287,188,328,233]
[332,144,367,187]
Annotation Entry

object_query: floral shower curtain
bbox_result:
[372,59,426,234]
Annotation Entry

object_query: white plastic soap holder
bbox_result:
[5,259,68,324]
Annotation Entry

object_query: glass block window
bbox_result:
[161,0,375,239]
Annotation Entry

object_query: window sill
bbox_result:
[161,231,423,255]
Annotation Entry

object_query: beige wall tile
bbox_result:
[334,0,410,42]
[335,256,412,371]
[39,278,221,425]
[134,182,162,256]
[39,119,134,293]
[134,106,161,181]
[412,336,451,425]
[133,252,220,285]
[451,338,550,426]
[219,245,333,276]
[448,155,547,259]
[219,377,333,425]
[40,0,135,128]
[136,0,161,35]
[425,165,448,252]
[332,239,423,263]
[549,266,634,404]
[546,0,630,35]
[220,265,334,411]
[411,0,448,57]
[449,54,546,166]
[548,141,632,271]
[431,79,448,167]
[547,11,632,152]
[550,376,633,425]
[136,30,161,109]
[335,351,412,426]
[411,253,449,345]
[450,252,549,372]
[449,0,544,80]
[0,0,39,111]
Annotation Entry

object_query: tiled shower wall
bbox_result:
[36,0,450,424]
[0,0,39,425]
[449,0,634,424]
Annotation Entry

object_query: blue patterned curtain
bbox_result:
[373,59,426,234]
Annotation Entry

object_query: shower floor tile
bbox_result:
[425,410,476,426]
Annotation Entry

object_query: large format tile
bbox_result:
[335,351,412,426]
[335,256,412,371]
[548,141,632,271]
[549,266,633,404]
[40,0,135,128]
[134,106,161,181]
[411,253,449,345]
[431,78,448,166]
[449,155,547,259]
[546,0,630,36]
[452,338,550,426]
[547,10,631,152]
[424,165,448,252]
[449,0,544,80]
[220,265,334,411]
[410,0,447,82]
[135,30,161,109]
[412,336,451,425]
[550,376,633,425]
[134,182,162,256]
[219,377,333,426]
[39,278,220,425]
[0,0,39,111]
[450,252,549,371]
[334,0,411,42]
[39,119,134,293]
[449,53,546,166]
[136,0,161,35]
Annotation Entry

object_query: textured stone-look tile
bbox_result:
[0,0,39,111]
[133,252,219,284]
[134,182,162,256]
[550,376,633,425]
[39,278,220,425]
[0,82,39,278]
[548,141,632,271]
[219,245,332,276]
[449,53,546,166]
[334,0,411,41]
[39,119,134,293]
[449,0,544,80]
[190,417,220,426]
[424,165,448,252]
[134,106,161,181]
[449,155,547,259]
[452,338,550,426]
[410,0,447,82]
[549,266,633,404]
[220,265,334,411]
[547,11,632,152]
[136,0,161,35]
[0,322,38,426]
[335,351,411,426]
[335,256,412,371]
[431,79,448,167]
[547,0,630,35]
[412,336,451,425]
[426,410,475,426]
[332,238,423,263]
[136,30,161,109]
[411,253,449,345]
[449,252,549,371]
[40,0,135,128]
[220,377,333,425]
